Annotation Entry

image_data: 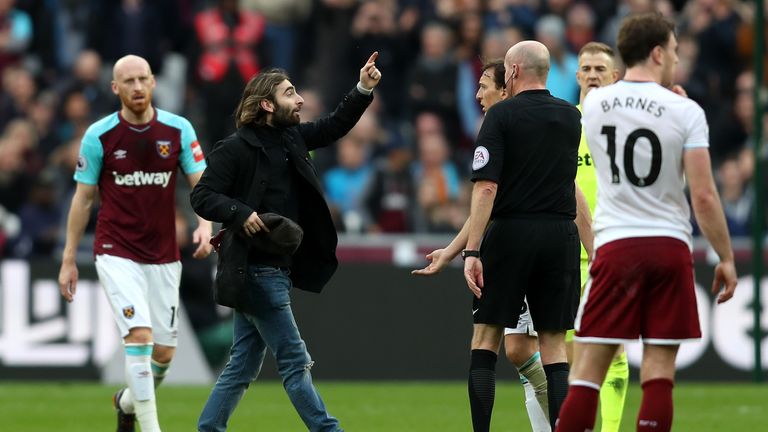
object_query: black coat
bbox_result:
[190,86,373,313]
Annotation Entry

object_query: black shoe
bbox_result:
[113,388,136,432]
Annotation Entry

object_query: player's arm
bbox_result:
[186,170,213,259]
[574,181,593,261]
[684,148,737,303]
[412,217,470,276]
[464,179,497,298]
[58,182,98,303]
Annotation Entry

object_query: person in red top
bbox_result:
[58,55,212,432]
[191,0,266,147]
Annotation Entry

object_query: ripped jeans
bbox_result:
[198,265,342,432]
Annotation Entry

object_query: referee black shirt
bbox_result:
[470,89,581,219]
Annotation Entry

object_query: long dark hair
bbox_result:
[234,68,290,128]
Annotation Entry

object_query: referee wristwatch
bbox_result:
[461,249,481,260]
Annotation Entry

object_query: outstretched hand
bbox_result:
[359,52,382,90]
[412,248,451,276]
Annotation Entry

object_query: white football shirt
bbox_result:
[582,81,709,249]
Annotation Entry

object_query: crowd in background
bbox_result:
[0,0,764,263]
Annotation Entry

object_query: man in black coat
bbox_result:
[191,53,382,432]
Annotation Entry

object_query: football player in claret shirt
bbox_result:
[58,55,212,432]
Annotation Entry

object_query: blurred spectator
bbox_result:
[363,140,415,233]
[43,0,90,73]
[323,114,377,233]
[484,0,538,36]
[0,133,30,213]
[4,117,40,172]
[55,90,91,144]
[564,2,596,53]
[710,69,754,164]
[56,50,115,119]
[413,111,446,143]
[190,0,266,148]
[689,0,745,113]
[29,91,59,156]
[0,66,36,129]
[599,0,655,48]
[541,0,574,17]
[406,21,462,144]
[412,133,464,232]
[11,169,60,258]
[0,0,32,73]
[304,0,357,107]
[348,0,407,120]
[243,0,311,72]
[536,14,579,104]
[455,11,484,61]
[716,153,753,237]
[674,33,699,93]
[46,134,84,214]
[432,0,483,21]
[86,0,177,74]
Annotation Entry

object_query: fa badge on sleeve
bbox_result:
[472,146,489,171]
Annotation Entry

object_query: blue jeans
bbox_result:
[198,265,341,431]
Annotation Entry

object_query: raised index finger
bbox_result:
[366,52,379,65]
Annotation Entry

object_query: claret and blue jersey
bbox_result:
[75,108,206,264]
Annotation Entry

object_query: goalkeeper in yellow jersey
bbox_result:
[569,41,628,432]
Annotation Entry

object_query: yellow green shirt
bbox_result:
[576,105,597,263]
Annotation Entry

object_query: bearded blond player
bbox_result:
[58,55,212,432]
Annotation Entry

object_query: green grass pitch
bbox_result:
[0,381,764,431]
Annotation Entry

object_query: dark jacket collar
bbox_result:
[236,126,264,148]
[236,124,294,148]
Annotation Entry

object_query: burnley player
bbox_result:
[58,55,212,432]
[556,14,737,432]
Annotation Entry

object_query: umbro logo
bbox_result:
[114,149,127,159]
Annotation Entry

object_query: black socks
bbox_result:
[468,349,498,432]
[544,362,570,430]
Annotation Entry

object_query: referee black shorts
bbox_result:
[472,217,580,331]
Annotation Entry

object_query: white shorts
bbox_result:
[504,297,538,337]
[95,254,182,346]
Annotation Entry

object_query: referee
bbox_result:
[463,40,581,431]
